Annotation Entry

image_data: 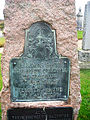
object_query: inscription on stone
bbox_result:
[7,107,73,120]
[46,107,73,120]
[10,22,70,101]
[7,108,46,120]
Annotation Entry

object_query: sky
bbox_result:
[0,0,90,20]
[75,0,89,15]
[0,0,5,20]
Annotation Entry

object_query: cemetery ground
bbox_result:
[77,31,83,40]
[0,54,90,120]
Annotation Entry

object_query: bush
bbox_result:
[77,31,83,40]
[0,22,4,30]
[0,37,5,47]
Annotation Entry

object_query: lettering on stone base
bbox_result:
[10,21,70,102]
[7,107,73,120]
[7,108,46,120]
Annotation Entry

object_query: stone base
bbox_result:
[78,50,90,62]
[7,106,74,120]
[1,104,77,120]
[79,61,90,69]
[78,50,90,69]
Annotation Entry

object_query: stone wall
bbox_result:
[1,0,81,120]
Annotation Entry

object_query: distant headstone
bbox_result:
[78,50,90,62]
[82,1,90,50]
[77,8,83,31]
[10,22,70,102]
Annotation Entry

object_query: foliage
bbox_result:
[0,37,5,47]
[77,30,83,40]
[77,69,90,120]
[0,22,4,30]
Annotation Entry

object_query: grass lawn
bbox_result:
[0,37,5,47]
[0,53,90,119]
[77,30,83,40]
[77,69,90,120]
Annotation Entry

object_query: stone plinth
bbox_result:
[78,50,90,69]
[1,0,81,120]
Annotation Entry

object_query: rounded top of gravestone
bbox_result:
[77,8,83,17]
[79,8,81,12]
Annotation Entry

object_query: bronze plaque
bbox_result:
[10,22,70,102]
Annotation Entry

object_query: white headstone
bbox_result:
[77,8,83,30]
[82,1,90,50]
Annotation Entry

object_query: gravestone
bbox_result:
[77,8,83,31]
[82,1,90,50]
[78,1,90,69]
[1,0,81,120]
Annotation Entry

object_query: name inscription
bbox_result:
[7,107,73,120]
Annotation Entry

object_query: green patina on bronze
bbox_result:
[10,22,70,102]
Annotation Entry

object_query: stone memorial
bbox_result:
[1,0,81,120]
[76,8,83,31]
[78,1,90,69]
[82,1,90,50]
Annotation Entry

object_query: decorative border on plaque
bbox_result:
[10,21,70,102]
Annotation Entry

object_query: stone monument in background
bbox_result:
[1,0,81,120]
[77,8,83,31]
[78,1,90,69]
[82,1,90,50]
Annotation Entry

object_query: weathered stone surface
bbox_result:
[82,1,90,50]
[78,50,90,69]
[1,0,81,120]
[79,61,90,69]
[78,50,90,62]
